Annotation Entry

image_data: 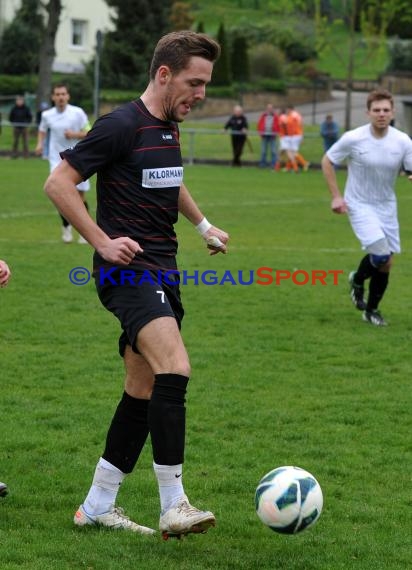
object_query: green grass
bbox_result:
[1,159,411,569]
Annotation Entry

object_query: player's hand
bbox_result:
[0,260,11,288]
[331,196,347,214]
[203,227,229,255]
[97,237,143,265]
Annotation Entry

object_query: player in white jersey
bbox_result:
[322,88,412,326]
[35,84,91,244]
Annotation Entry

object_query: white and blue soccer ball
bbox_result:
[255,466,323,534]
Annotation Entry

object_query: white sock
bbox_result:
[83,457,126,516]
[153,462,185,513]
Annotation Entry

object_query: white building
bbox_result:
[0,0,115,73]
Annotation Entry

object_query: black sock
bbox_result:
[354,255,374,285]
[102,392,149,474]
[366,270,389,311]
[60,214,70,227]
[148,373,189,465]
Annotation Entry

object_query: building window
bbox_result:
[71,19,87,48]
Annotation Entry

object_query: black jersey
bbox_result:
[62,99,183,273]
[224,114,248,133]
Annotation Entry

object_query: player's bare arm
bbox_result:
[45,160,142,264]
[64,128,89,140]
[321,154,348,214]
[35,130,46,155]
[178,183,229,254]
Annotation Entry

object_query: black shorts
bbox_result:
[95,268,184,357]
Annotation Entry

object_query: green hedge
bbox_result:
[0,73,93,112]
[0,74,35,95]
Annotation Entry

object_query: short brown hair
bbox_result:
[52,83,69,94]
[367,88,393,110]
[149,31,220,80]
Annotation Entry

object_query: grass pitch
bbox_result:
[0,159,411,569]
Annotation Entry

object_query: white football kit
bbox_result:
[327,124,412,253]
[39,104,90,191]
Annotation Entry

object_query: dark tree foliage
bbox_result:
[0,0,44,74]
[212,23,231,86]
[169,1,194,30]
[351,0,412,39]
[387,40,412,71]
[100,0,173,89]
[230,34,249,83]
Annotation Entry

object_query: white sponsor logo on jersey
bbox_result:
[142,167,183,188]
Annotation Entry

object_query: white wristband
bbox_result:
[195,217,212,236]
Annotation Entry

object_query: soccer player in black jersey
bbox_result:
[45,31,228,538]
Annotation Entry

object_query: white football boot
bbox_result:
[159,495,215,540]
[62,225,73,244]
[74,504,155,535]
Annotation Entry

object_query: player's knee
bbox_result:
[176,359,191,378]
[369,253,391,268]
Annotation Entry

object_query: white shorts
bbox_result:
[291,135,303,152]
[50,159,90,192]
[346,199,400,253]
[280,136,294,151]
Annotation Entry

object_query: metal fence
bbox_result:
[0,121,325,167]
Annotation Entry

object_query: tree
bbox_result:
[248,43,284,81]
[0,0,44,75]
[387,40,412,72]
[231,34,249,83]
[36,0,62,111]
[212,23,231,86]
[314,0,412,129]
[100,0,173,89]
[169,2,194,30]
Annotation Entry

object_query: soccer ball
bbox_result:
[255,466,323,534]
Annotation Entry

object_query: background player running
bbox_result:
[322,88,412,326]
[36,83,90,244]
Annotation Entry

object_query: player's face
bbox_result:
[162,57,213,122]
[52,88,70,111]
[367,99,394,131]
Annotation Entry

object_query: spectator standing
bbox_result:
[224,105,248,166]
[257,103,279,168]
[9,96,32,159]
[320,114,339,152]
